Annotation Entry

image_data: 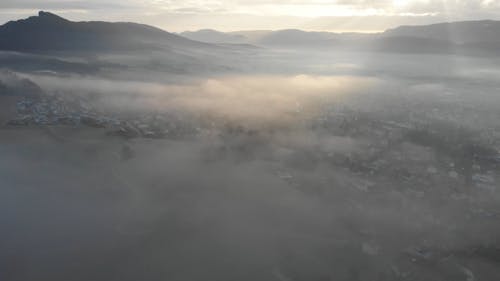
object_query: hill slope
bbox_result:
[183,20,500,55]
[180,29,247,44]
[0,11,212,52]
[383,20,500,44]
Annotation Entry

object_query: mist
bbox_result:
[1,12,500,281]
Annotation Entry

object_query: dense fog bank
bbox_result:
[1,49,500,281]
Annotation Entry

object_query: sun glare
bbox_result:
[392,0,411,7]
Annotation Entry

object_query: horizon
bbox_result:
[1,0,500,32]
[2,10,499,34]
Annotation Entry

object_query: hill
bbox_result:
[183,20,500,55]
[383,20,500,44]
[180,29,247,44]
[0,11,213,52]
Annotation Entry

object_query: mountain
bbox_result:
[182,29,339,47]
[383,20,500,44]
[180,29,247,44]
[0,11,213,52]
[381,20,500,55]
[184,29,341,47]
[2,12,500,56]
[368,36,456,54]
[256,29,339,47]
[181,20,500,55]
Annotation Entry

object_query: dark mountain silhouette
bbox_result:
[0,11,213,52]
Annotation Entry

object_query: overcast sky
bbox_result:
[1,0,500,32]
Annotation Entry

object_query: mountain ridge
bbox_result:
[383,20,500,44]
[0,11,214,52]
[2,12,500,56]
[183,19,500,46]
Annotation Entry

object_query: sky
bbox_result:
[1,0,500,32]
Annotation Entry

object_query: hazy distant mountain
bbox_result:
[368,36,456,54]
[381,20,500,55]
[383,20,500,44]
[184,29,341,47]
[256,29,339,47]
[182,20,500,55]
[181,29,247,44]
[0,11,213,52]
[235,28,456,52]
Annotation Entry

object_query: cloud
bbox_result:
[3,61,500,280]
[1,0,500,32]
[24,74,379,126]
[3,0,500,17]
[0,0,134,10]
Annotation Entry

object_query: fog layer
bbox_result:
[1,48,500,281]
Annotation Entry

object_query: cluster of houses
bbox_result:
[6,95,198,139]
[8,96,112,127]
[6,93,499,192]
[306,106,500,193]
